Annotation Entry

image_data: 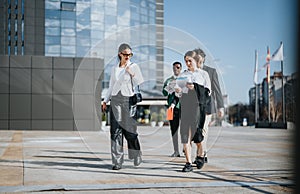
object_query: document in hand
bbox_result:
[176,76,190,93]
[164,80,176,94]
[176,76,187,88]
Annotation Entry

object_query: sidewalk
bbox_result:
[0,126,295,193]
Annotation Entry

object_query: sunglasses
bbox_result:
[174,66,181,69]
[121,52,133,57]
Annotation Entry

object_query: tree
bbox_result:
[228,103,255,126]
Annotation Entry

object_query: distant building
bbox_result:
[249,71,297,123]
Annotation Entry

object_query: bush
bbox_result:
[151,112,158,122]
[158,108,166,122]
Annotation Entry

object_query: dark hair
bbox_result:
[193,48,206,58]
[172,61,182,67]
[118,43,132,60]
[184,50,200,64]
[118,43,131,53]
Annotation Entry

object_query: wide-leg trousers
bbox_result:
[110,92,141,165]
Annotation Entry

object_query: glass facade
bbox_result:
[2,0,162,96]
[6,0,25,55]
[44,0,157,56]
[45,0,159,94]
[0,0,163,130]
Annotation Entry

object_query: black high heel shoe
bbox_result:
[195,156,204,169]
[193,152,208,164]
[170,152,180,157]
[134,155,142,166]
[112,164,122,170]
[204,151,208,163]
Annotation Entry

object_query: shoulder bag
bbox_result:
[129,79,142,105]
[129,63,142,105]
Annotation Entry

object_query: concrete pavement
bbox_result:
[0,126,295,193]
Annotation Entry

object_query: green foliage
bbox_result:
[150,112,158,122]
[144,109,150,115]
[158,113,164,122]
[158,108,166,122]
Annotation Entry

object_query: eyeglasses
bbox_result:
[121,52,133,57]
[174,66,181,69]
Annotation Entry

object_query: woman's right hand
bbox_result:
[174,87,182,97]
[186,83,194,90]
[101,102,107,112]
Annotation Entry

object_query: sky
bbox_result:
[163,0,298,105]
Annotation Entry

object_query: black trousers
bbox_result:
[110,92,141,165]
[169,108,180,153]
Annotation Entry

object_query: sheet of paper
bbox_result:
[164,80,176,94]
[176,76,188,88]
[176,76,191,93]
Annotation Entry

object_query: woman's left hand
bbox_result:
[126,66,135,77]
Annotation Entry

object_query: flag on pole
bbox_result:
[271,42,283,61]
[266,46,271,83]
[253,50,259,84]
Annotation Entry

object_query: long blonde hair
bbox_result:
[184,50,200,70]
[184,50,200,63]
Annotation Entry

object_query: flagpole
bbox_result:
[268,79,270,122]
[254,50,259,123]
[267,46,271,122]
[281,53,286,124]
[279,41,286,124]
[270,41,285,127]
[255,83,259,123]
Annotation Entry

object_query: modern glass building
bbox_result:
[0,0,164,95]
[0,0,164,130]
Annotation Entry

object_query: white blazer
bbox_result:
[104,61,144,103]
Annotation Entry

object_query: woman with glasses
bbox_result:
[102,43,144,170]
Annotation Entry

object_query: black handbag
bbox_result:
[129,86,142,105]
[129,87,142,117]
[134,92,142,103]
[129,78,142,117]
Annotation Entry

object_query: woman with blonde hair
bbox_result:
[175,50,211,172]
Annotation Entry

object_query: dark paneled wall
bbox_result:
[0,55,104,130]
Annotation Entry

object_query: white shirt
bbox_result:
[194,68,211,92]
[178,69,211,94]
[103,61,144,103]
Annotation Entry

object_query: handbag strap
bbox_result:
[129,63,140,93]
[130,77,140,93]
[131,79,140,92]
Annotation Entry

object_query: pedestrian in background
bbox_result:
[194,48,224,163]
[162,61,182,157]
[102,43,144,170]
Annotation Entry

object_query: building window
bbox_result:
[61,2,76,11]
[21,0,24,55]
